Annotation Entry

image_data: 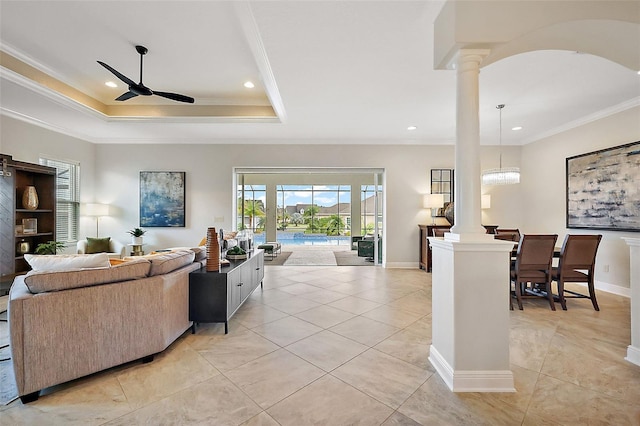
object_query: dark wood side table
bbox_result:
[418,224,452,272]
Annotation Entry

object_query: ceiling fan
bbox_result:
[98,45,194,104]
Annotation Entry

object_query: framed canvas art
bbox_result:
[140,171,186,227]
[566,141,640,231]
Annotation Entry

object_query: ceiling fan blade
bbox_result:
[115,91,138,101]
[97,61,136,87]
[153,91,195,104]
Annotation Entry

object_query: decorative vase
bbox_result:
[444,202,454,226]
[132,236,143,245]
[206,227,220,272]
[22,186,39,210]
[17,239,30,255]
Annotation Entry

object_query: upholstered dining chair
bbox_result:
[510,234,558,310]
[552,234,602,311]
[432,228,450,237]
[495,228,521,242]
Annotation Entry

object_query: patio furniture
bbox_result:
[257,242,281,260]
[357,236,381,263]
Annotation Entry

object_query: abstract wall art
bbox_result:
[566,141,640,231]
[139,171,186,227]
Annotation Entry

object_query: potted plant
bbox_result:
[35,240,66,255]
[127,227,146,245]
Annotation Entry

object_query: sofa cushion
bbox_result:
[24,253,111,271]
[23,258,151,294]
[86,237,111,254]
[148,250,196,276]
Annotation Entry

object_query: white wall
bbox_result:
[1,116,97,253]
[521,106,640,292]
[93,143,465,267]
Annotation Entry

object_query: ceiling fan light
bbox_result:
[482,167,521,185]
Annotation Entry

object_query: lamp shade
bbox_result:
[83,203,110,217]
[424,193,444,209]
[481,194,491,209]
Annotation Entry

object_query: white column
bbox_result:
[266,182,277,243]
[450,49,489,239]
[623,237,640,366]
[429,49,514,392]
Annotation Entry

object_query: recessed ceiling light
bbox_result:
[637,70,640,75]
[512,126,523,131]
[407,126,417,131]
[244,81,255,89]
[105,81,118,88]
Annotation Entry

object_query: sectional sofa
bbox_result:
[8,248,205,403]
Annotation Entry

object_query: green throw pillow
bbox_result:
[86,237,111,254]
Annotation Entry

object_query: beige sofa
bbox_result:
[8,249,204,403]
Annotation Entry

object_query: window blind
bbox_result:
[39,157,80,242]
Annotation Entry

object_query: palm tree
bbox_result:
[325,214,345,236]
[239,199,265,230]
[303,205,320,232]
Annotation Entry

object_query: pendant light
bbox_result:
[482,104,520,185]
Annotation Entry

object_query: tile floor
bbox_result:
[1,265,640,425]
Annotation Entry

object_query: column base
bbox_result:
[429,346,515,392]
[625,345,640,366]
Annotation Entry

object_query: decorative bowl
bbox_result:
[226,253,248,260]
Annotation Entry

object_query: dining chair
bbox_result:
[495,228,521,242]
[551,234,602,311]
[510,234,558,310]
[432,228,450,237]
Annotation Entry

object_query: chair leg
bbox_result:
[588,279,600,311]
[515,281,524,310]
[557,279,567,310]
[545,281,556,311]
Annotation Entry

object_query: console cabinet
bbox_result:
[418,224,451,272]
[1,154,56,286]
[189,249,264,334]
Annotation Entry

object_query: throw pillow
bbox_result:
[86,237,111,254]
[24,253,111,271]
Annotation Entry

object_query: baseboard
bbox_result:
[385,262,418,269]
[429,345,515,393]
[593,280,631,298]
[626,345,640,367]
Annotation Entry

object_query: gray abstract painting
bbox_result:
[566,141,640,231]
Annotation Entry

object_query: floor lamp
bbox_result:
[83,203,111,237]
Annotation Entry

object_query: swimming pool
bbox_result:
[253,232,351,246]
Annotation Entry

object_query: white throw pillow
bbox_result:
[24,253,111,271]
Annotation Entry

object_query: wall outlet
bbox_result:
[603,264,610,273]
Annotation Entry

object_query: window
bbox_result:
[39,157,80,242]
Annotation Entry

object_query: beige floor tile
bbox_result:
[332,348,432,409]
[191,328,279,372]
[263,295,321,315]
[374,328,433,369]
[232,303,291,329]
[251,316,323,346]
[540,330,640,405]
[361,305,424,328]
[330,315,400,346]
[240,411,281,426]
[526,374,640,425]
[297,288,350,304]
[278,282,325,295]
[267,374,394,425]
[328,281,380,296]
[387,291,432,315]
[104,374,261,425]
[355,287,420,304]
[398,374,526,425]
[1,373,133,426]
[509,313,558,372]
[327,295,382,315]
[224,349,325,409]
[116,340,220,409]
[293,304,356,329]
[381,411,423,425]
[285,330,368,371]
